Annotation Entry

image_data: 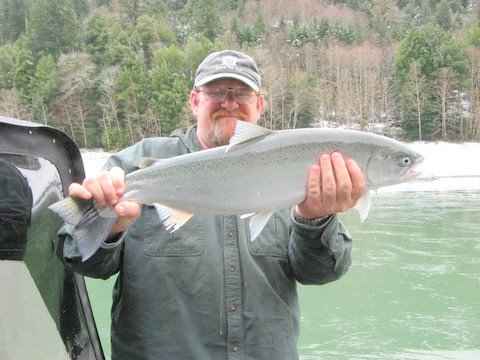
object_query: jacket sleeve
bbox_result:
[55,137,182,278]
[287,213,352,285]
[56,224,124,279]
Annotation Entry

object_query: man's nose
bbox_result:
[220,93,239,110]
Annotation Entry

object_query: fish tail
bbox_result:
[49,197,118,261]
[74,209,118,261]
[48,197,86,225]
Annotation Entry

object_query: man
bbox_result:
[58,50,365,360]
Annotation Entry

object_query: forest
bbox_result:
[1,0,480,150]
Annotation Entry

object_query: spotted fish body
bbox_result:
[125,124,422,212]
[50,121,423,261]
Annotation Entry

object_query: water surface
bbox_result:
[87,191,480,359]
[298,191,480,360]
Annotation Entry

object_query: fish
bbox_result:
[49,121,423,261]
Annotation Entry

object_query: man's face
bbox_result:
[190,78,264,149]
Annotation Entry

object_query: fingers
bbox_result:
[307,164,321,199]
[111,167,126,197]
[85,174,108,207]
[320,153,336,210]
[331,152,352,208]
[296,160,329,219]
[296,152,366,219]
[114,201,141,219]
[111,201,141,234]
[69,182,92,200]
[346,158,366,203]
[97,167,125,205]
[68,167,139,235]
[69,167,126,208]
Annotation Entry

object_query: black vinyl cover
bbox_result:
[0,116,104,360]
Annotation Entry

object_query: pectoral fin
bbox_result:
[353,191,372,222]
[248,211,273,241]
[153,204,193,232]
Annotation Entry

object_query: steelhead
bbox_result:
[49,121,423,261]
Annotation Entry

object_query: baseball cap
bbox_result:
[194,50,261,91]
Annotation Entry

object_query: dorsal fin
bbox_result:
[226,121,273,152]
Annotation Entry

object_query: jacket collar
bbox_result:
[171,125,203,153]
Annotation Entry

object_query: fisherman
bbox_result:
[57,50,365,360]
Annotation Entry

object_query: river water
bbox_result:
[83,142,480,360]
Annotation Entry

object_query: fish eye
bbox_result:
[400,156,412,167]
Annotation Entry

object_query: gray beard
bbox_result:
[211,124,230,147]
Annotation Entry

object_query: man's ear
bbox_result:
[257,93,265,115]
[190,90,199,115]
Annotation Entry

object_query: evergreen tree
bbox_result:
[85,13,139,66]
[115,55,151,143]
[466,23,480,48]
[435,0,453,31]
[0,43,18,89]
[253,12,266,40]
[182,0,222,42]
[12,37,35,99]
[164,0,187,10]
[85,13,111,65]
[135,13,175,69]
[183,35,214,83]
[368,0,399,43]
[30,54,58,122]
[396,24,466,82]
[0,0,27,44]
[150,45,189,135]
[71,0,89,18]
[222,0,243,11]
[395,24,467,139]
[28,0,79,57]
[119,0,167,24]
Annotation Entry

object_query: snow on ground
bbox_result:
[384,142,480,192]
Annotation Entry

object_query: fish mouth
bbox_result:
[403,154,424,181]
[404,168,420,181]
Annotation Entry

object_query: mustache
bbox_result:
[212,111,246,121]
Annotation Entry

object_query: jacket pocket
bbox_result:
[246,214,289,259]
[133,206,205,257]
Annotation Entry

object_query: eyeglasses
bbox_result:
[196,87,258,104]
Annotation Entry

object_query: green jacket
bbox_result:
[58,126,353,360]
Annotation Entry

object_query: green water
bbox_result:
[86,191,480,359]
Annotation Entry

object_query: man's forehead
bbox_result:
[202,78,252,89]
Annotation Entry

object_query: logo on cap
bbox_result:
[221,56,238,69]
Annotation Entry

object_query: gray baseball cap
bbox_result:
[194,50,261,91]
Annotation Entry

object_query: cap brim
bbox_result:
[195,73,259,91]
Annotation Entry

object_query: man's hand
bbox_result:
[69,167,141,235]
[295,152,366,219]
